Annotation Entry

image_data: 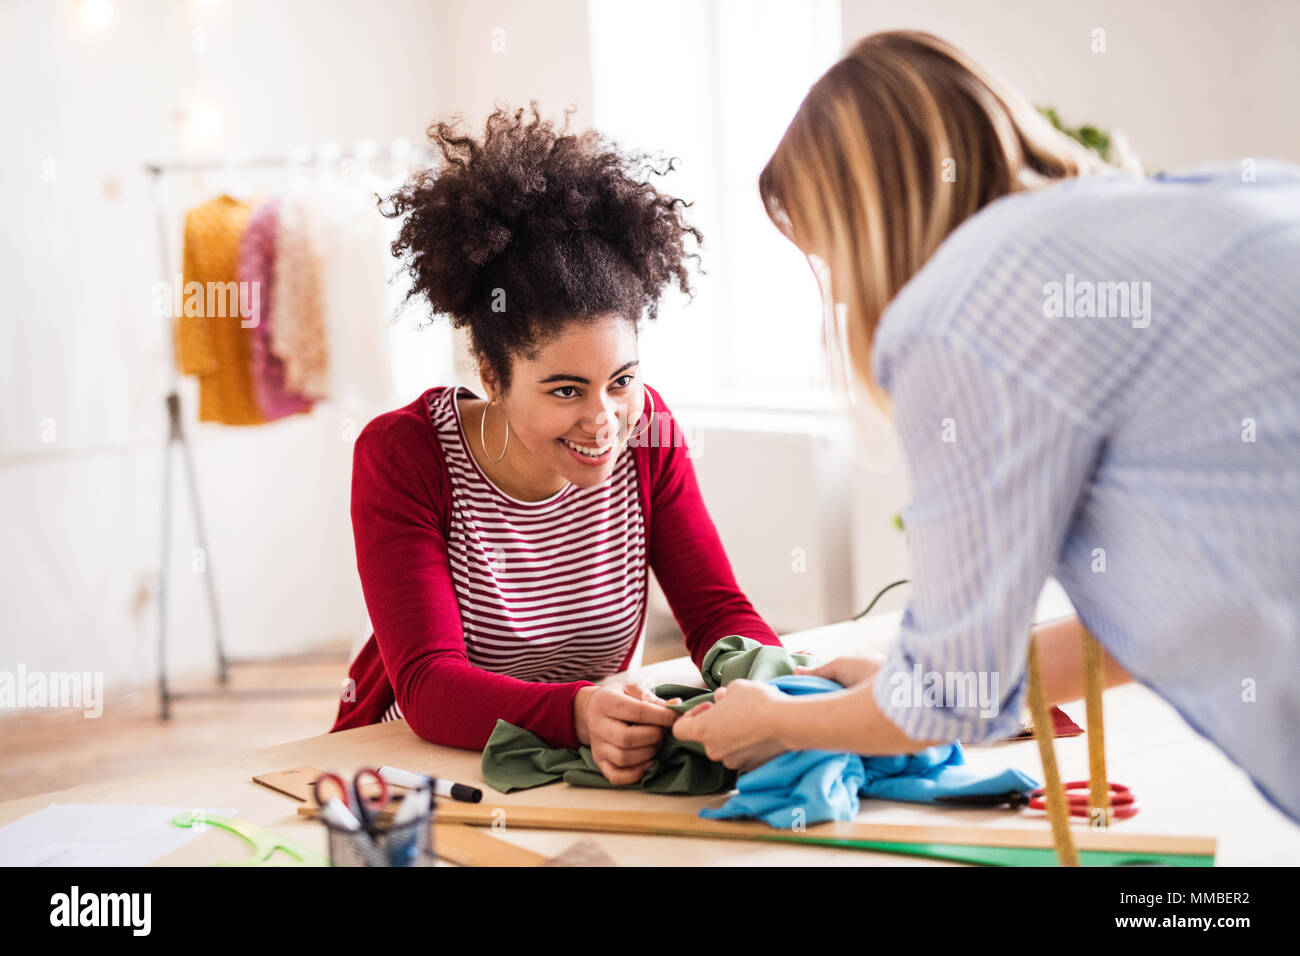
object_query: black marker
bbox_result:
[378,765,483,803]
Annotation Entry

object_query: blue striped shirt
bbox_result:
[869,160,1300,823]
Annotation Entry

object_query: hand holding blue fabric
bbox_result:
[698,675,1040,828]
[676,678,789,771]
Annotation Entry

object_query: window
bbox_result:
[588,0,842,409]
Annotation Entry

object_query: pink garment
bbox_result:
[237,199,314,420]
[271,190,331,399]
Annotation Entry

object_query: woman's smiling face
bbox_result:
[485,316,645,491]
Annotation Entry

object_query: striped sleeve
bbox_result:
[872,336,1103,744]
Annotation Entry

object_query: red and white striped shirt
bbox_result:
[334,383,780,750]
[382,387,646,720]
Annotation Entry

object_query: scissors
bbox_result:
[312,768,391,830]
[1029,780,1139,820]
[934,781,1139,820]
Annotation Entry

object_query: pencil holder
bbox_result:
[321,789,436,867]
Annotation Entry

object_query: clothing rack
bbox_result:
[146,140,429,719]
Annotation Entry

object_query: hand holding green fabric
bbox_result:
[572,682,685,785]
[481,637,819,794]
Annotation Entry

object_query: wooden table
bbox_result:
[2,614,1296,865]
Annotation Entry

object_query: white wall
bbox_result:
[841,0,1300,169]
[0,0,445,693]
[434,0,594,125]
[674,411,862,632]
[430,0,596,385]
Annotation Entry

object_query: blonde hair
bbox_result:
[760,30,1118,413]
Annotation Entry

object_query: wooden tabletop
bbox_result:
[2,614,1296,865]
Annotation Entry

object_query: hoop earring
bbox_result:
[481,399,510,463]
[628,388,657,442]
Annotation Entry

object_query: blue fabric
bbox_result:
[698,675,1040,828]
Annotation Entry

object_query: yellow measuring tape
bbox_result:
[1026,626,1112,866]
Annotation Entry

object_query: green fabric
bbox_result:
[480,636,819,794]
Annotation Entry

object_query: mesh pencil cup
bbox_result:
[321,786,436,867]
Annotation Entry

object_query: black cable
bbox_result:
[852,578,909,620]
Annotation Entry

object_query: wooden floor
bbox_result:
[0,646,352,803]
[0,632,687,804]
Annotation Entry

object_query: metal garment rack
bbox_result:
[146,142,426,719]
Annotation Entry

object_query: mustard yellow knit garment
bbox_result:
[175,195,267,425]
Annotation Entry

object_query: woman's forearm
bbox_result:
[1033,615,1132,706]
[769,681,945,756]
[765,616,1132,756]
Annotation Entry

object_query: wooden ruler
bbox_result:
[434,823,548,867]
[254,766,331,804]
[433,803,1216,867]
[254,767,1215,865]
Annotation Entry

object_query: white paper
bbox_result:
[0,804,237,867]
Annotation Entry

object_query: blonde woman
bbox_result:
[674,30,1300,822]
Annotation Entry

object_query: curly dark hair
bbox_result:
[380,103,703,391]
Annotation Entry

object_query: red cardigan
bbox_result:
[330,384,781,749]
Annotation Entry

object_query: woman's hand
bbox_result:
[794,651,885,688]
[672,680,788,771]
[574,683,682,785]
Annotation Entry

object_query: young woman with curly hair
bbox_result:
[330,105,784,784]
